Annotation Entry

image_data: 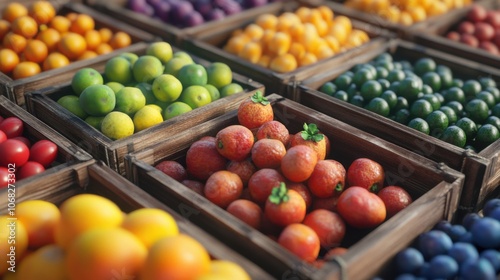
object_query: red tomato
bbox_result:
[377,185,413,219]
[226,199,263,230]
[337,186,386,229]
[11,136,31,148]
[0,116,4,124]
[302,209,346,250]
[346,158,385,193]
[264,182,306,227]
[17,161,45,180]
[0,139,30,167]
[278,223,320,263]
[0,130,6,144]
[0,167,8,188]
[0,117,24,138]
[29,140,58,167]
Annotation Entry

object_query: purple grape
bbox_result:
[146,0,163,6]
[170,1,194,25]
[128,0,154,16]
[153,1,172,22]
[243,0,267,8]
[205,8,225,21]
[182,11,204,27]
[192,0,213,17]
[219,1,242,16]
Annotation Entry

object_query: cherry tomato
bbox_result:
[0,117,24,138]
[0,139,30,167]
[264,182,306,227]
[346,158,385,193]
[29,140,58,167]
[0,167,8,188]
[278,223,320,263]
[11,136,31,148]
[17,161,45,180]
[0,130,6,144]
[337,186,386,229]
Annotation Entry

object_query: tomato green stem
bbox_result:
[251,90,269,105]
[335,183,343,193]
[300,123,324,142]
[268,182,289,205]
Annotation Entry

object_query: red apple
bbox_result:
[458,21,475,35]
[485,11,500,29]
[493,30,500,48]
[460,33,479,47]
[474,22,495,41]
[467,5,487,23]
[446,31,461,41]
[479,41,499,55]
[155,160,187,181]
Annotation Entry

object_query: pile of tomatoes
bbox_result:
[0,115,58,187]
[154,91,414,265]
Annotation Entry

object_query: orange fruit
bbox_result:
[281,144,318,183]
[84,29,101,50]
[299,52,318,67]
[3,32,27,53]
[109,31,131,49]
[95,42,113,55]
[65,12,78,22]
[0,19,10,41]
[16,200,60,249]
[36,27,61,52]
[16,244,68,280]
[43,51,70,71]
[12,61,41,79]
[11,15,38,38]
[29,1,56,25]
[98,27,113,43]
[23,39,48,63]
[255,13,278,30]
[238,41,262,64]
[215,125,255,161]
[0,48,20,74]
[69,13,94,35]
[77,50,98,60]
[2,2,28,23]
[251,138,287,169]
[268,31,291,56]
[58,32,87,60]
[49,15,71,34]
[269,53,297,73]
[141,234,211,280]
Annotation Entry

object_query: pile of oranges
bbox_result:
[223,5,370,73]
[344,0,473,26]
[0,1,133,80]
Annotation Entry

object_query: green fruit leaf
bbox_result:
[268,182,289,205]
[251,90,270,106]
[300,123,324,142]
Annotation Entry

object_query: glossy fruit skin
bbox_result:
[185,139,227,181]
[394,247,425,274]
[155,160,187,182]
[278,223,320,263]
[307,159,345,198]
[248,168,285,204]
[28,140,58,168]
[470,217,500,249]
[418,230,453,260]
[337,186,386,229]
[0,131,6,144]
[0,139,30,167]
[265,189,306,227]
[17,161,45,180]
[215,125,254,161]
[0,117,23,138]
[204,170,243,209]
[227,199,263,230]
[346,158,385,193]
[280,145,318,183]
[302,209,346,250]
[0,167,8,188]
[377,185,413,218]
[288,131,328,161]
[237,94,274,129]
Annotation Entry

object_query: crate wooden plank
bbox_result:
[179,0,391,97]
[0,2,156,106]
[25,44,265,175]
[294,38,500,219]
[124,93,464,280]
[0,160,274,279]
[408,0,500,70]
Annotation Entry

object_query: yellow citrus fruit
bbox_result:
[133,105,164,132]
[11,15,38,39]
[17,244,68,280]
[2,2,28,23]
[198,260,251,280]
[29,1,56,25]
[146,41,173,64]
[100,111,135,140]
[16,200,60,249]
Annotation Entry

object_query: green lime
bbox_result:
[414,57,436,76]
[436,66,453,89]
[375,52,393,63]
[71,68,104,97]
[439,106,458,124]
[375,60,394,71]
[352,68,375,88]
[381,90,398,109]
[204,84,220,102]
[421,93,441,110]
[399,77,422,102]
[133,105,164,132]
[475,124,500,150]
[393,108,410,124]
[492,103,500,118]
[476,91,496,108]
[360,80,382,101]
[376,67,389,79]
[443,87,465,104]
[421,72,441,92]
[333,90,349,102]
[164,57,193,76]
[440,125,466,148]
[85,116,104,130]
[465,99,489,124]
[377,79,390,91]
[180,85,212,108]
[57,95,88,119]
[404,69,418,80]
[365,97,390,117]
[462,79,482,101]
[485,86,500,103]
[422,84,433,95]
[389,81,400,94]
[393,96,409,112]
[426,110,449,138]
[178,63,208,88]
[146,41,173,64]
[105,82,124,94]
[163,101,193,120]
[410,99,433,119]
[435,92,445,104]
[220,83,244,97]
[450,78,464,89]
[344,70,354,78]
[400,60,413,71]
[479,77,496,89]
[334,74,352,90]
[320,82,337,96]
[354,63,377,77]
[152,74,183,102]
[115,87,146,115]
[132,55,164,83]
[346,83,359,98]
[78,84,116,117]
[387,69,406,83]
[445,101,464,117]
[135,82,157,104]
[350,95,364,107]
[393,61,403,70]
[206,62,232,89]
[485,116,500,131]
[408,118,430,135]
[455,117,478,140]
[104,56,133,85]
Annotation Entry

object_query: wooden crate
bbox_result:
[179,0,391,97]
[408,0,500,70]
[293,38,500,219]
[83,0,295,46]
[0,95,92,186]
[0,160,274,279]
[124,93,465,280]
[25,42,265,175]
[0,1,156,106]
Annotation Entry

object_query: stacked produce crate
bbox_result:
[1,0,500,279]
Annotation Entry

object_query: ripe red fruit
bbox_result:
[227,199,263,230]
[264,183,306,227]
[0,167,9,188]
[251,138,286,169]
[288,123,327,160]
[204,170,243,209]
[460,33,479,47]
[181,179,204,196]
[485,11,500,29]
[237,91,274,129]
[377,186,413,218]
[248,168,286,204]
[226,158,256,187]
[278,223,320,263]
[256,120,290,146]
[446,31,461,41]
[458,21,475,35]
[0,117,24,138]
[287,182,313,210]
[17,161,45,180]
[474,22,495,41]
[337,186,386,229]
[307,159,345,198]
[346,158,385,193]
[0,130,6,144]
[310,196,339,213]
[302,209,346,250]
[493,30,500,48]
[479,41,499,55]
[155,160,187,181]
[281,145,318,183]
[185,139,227,181]
[467,5,487,23]
[215,125,254,161]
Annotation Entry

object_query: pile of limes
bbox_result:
[319,54,500,151]
[58,41,240,140]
